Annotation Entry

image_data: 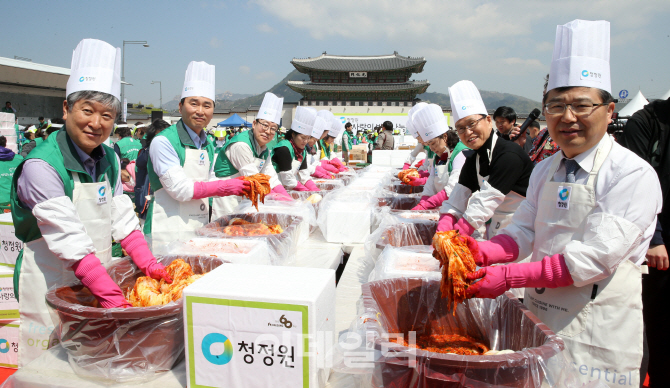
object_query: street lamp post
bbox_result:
[121,40,149,116]
[151,81,162,110]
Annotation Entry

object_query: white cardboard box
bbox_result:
[0,320,19,368]
[324,201,372,243]
[184,264,336,388]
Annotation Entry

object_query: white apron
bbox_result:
[150,148,210,254]
[18,173,112,367]
[524,140,644,387]
[475,132,525,239]
[210,154,272,221]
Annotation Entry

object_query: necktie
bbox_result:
[565,159,579,183]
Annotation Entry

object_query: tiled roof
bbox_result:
[286,80,430,93]
[291,52,426,73]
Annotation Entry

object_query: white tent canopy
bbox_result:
[618,90,649,117]
[660,88,670,101]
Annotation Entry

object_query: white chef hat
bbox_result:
[406,102,429,139]
[329,115,345,138]
[449,80,488,123]
[66,39,121,100]
[413,104,448,142]
[181,61,215,101]
[548,19,611,93]
[291,106,317,136]
[311,116,329,139]
[317,110,334,134]
[257,92,284,125]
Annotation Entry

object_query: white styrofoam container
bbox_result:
[373,248,441,281]
[235,201,315,244]
[184,264,336,388]
[0,320,19,368]
[324,201,371,243]
[168,238,273,265]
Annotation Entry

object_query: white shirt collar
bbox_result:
[560,134,612,173]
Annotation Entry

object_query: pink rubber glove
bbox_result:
[337,165,348,172]
[120,230,173,283]
[466,254,574,299]
[419,170,430,178]
[454,217,476,236]
[402,163,411,170]
[406,176,427,186]
[293,181,310,192]
[436,213,457,232]
[73,254,132,308]
[270,184,293,200]
[193,178,250,199]
[330,158,344,168]
[466,234,519,267]
[412,201,428,211]
[312,166,330,179]
[304,180,319,191]
[423,190,448,209]
[321,162,339,174]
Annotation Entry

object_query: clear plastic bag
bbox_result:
[166,237,275,265]
[383,183,424,195]
[289,190,327,218]
[196,212,302,264]
[367,245,440,282]
[365,211,437,261]
[233,198,317,243]
[332,278,601,388]
[317,188,377,243]
[44,255,224,384]
[313,179,345,191]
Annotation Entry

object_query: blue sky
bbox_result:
[3,0,669,106]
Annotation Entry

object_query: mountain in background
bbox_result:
[163,70,541,113]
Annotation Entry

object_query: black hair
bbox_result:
[529,121,541,130]
[145,119,171,148]
[542,86,614,105]
[51,118,65,125]
[284,129,297,141]
[115,126,131,138]
[134,122,144,126]
[0,136,6,147]
[5,102,9,105]
[38,116,44,121]
[46,126,59,136]
[492,106,517,124]
[345,122,352,129]
[446,130,460,150]
[180,97,215,108]
[121,158,130,171]
[382,121,393,131]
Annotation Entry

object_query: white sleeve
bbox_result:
[33,196,95,265]
[405,143,423,164]
[444,167,461,197]
[279,171,299,190]
[298,167,311,184]
[439,183,471,218]
[462,180,506,230]
[451,151,467,171]
[149,136,181,177]
[158,165,194,202]
[113,154,124,197]
[498,198,537,261]
[226,142,259,176]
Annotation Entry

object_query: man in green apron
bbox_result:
[341,122,353,163]
[211,92,290,219]
[11,39,171,367]
[465,20,661,387]
[146,61,249,253]
[113,124,142,161]
[0,136,23,208]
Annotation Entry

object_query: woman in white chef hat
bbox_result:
[311,113,347,179]
[211,92,291,219]
[402,102,435,173]
[464,20,661,387]
[10,39,170,366]
[406,104,471,211]
[272,106,321,191]
[146,61,249,253]
[435,80,534,238]
[304,110,332,178]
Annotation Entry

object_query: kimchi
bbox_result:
[241,174,271,211]
[125,259,205,307]
[432,230,477,313]
[397,169,420,185]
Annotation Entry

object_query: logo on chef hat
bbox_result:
[201,333,233,365]
[582,70,589,77]
[79,77,85,82]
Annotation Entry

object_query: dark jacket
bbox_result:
[375,130,395,150]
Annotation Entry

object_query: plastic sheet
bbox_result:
[289,190,327,218]
[335,170,358,186]
[45,255,224,384]
[233,198,318,243]
[196,212,302,264]
[313,179,345,191]
[376,194,423,210]
[333,279,592,388]
[367,245,440,282]
[317,188,377,243]
[365,212,437,261]
[166,237,275,265]
[383,183,424,195]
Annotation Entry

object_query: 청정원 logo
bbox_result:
[340,117,346,123]
[98,186,106,197]
[79,76,85,82]
[201,333,233,365]
[0,339,9,354]
[558,188,570,201]
[582,70,589,77]
[461,106,467,110]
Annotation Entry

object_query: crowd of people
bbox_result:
[1,17,668,387]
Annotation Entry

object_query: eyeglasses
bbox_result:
[456,116,486,134]
[544,101,608,116]
[257,120,278,133]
